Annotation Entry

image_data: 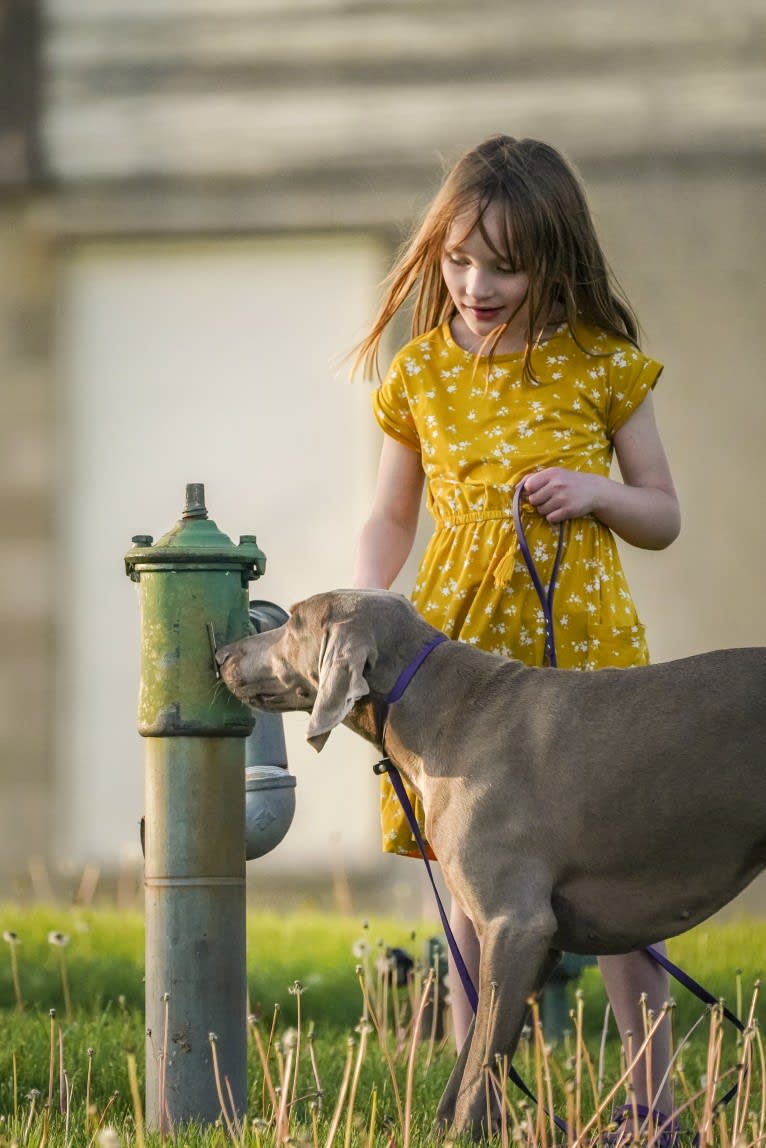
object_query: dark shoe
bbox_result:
[598,1103,680,1147]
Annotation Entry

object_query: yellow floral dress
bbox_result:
[372,320,663,857]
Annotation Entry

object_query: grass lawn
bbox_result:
[0,904,764,1145]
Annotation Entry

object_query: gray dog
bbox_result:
[216,588,766,1139]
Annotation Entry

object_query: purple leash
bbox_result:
[387,633,448,702]
[376,631,568,1128]
[511,478,565,667]
[374,756,560,1123]
[379,490,745,1127]
[512,476,745,1111]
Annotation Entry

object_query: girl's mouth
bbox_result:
[468,306,503,322]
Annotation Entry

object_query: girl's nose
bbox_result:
[465,266,491,299]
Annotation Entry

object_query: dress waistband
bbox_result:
[429,496,558,586]
[433,505,545,528]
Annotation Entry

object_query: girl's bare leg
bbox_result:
[598,947,673,1116]
[447,900,481,1050]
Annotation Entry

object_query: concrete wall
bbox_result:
[0,203,54,889]
[0,0,764,907]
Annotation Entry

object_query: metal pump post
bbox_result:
[125,484,265,1129]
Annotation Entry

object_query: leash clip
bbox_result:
[372,757,391,776]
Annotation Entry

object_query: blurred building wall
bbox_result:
[0,0,764,908]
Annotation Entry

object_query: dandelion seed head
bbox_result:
[375,954,393,977]
[3,930,19,945]
[48,931,70,947]
[280,1027,299,1051]
[97,1128,121,1148]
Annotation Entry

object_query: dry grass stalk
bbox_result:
[248,1014,280,1129]
[3,929,24,1013]
[125,1052,145,1148]
[403,969,435,1148]
[344,1019,372,1148]
[355,965,404,1132]
[322,1037,354,1148]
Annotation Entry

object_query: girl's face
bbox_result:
[441,199,532,355]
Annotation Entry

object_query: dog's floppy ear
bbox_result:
[306,621,376,752]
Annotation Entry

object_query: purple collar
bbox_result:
[387,633,448,704]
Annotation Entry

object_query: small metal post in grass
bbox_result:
[125,484,265,1128]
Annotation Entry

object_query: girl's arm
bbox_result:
[352,435,425,588]
[522,393,681,550]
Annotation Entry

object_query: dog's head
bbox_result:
[216,589,420,751]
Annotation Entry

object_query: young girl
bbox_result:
[351,135,681,1125]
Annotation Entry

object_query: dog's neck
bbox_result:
[340,692,425,788]
[344,696,388,747]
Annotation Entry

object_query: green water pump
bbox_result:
[125,484,294,1129]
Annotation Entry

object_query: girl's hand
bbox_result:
[521,396,680,550]
[521,467,601,523]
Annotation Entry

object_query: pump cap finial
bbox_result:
[183,483,208,520]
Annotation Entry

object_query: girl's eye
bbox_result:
[446,252,469,266]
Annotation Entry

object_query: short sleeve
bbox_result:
[606,347,664,437]
[371,361,421,450]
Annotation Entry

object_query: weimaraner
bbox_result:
[215,588,766,1139]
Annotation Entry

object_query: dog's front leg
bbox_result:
[448,911,557,1141]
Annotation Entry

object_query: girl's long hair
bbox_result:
[352,135,640,382]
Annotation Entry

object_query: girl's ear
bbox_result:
[305,624,376,751]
